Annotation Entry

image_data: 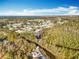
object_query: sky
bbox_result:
[0,0,79,16]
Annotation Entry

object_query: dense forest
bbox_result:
[0,16,79,59]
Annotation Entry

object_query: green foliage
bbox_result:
[41,19,79,59]
[7,31,17,42]
[0,17,79,59]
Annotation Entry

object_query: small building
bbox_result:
[31,46,45,59]
[34,29,43,40]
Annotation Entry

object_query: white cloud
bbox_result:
[65,6,79,15]
[68,6,78,10]
[0,6,79,16]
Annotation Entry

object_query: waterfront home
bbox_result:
[32,46,45,59]
[15,30,25,33]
